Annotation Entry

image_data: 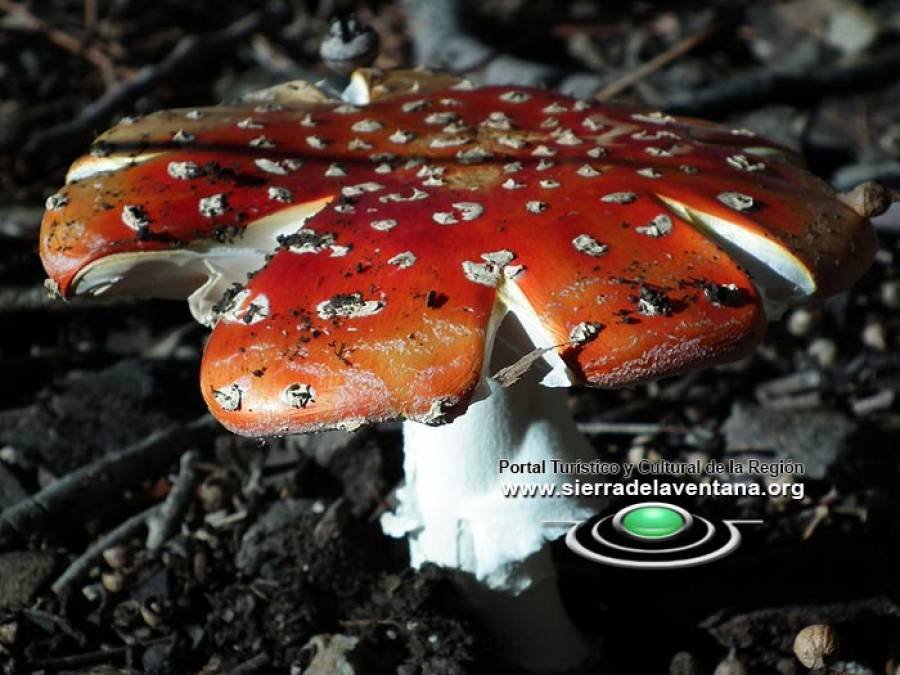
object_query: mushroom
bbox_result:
[39,68,877,670]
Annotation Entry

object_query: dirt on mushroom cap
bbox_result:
[38,72,876,435]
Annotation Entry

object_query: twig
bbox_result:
[576,421,687,435]
[662,45,900,117]
[594,23,719,101]
[0,416,217,547]
[23,11,265,158]
[28,637,172,669]
[225,654,272,674]
[0,0,119,86]
[51,503,159,596]
[146,449,201,550]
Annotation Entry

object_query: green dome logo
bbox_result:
[621,505,686,539]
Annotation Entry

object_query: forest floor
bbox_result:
[1,1,900,673]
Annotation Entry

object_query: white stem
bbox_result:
[381,354,601,670]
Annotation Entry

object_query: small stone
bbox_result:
[880,280,900,309]
[793,624,839,670]
[102,545,131,569]
[786,308,815,337]
[669,651,700,675]
[101,571,126,593]
[862,321,887,351]
[808,337,838,368]
[301,634,361,675]
[140,602,162,629]
[713,652,748,675]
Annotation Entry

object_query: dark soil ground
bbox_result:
[2,1,900,673]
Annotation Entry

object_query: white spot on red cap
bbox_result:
[389,129,415,144]
[525,201,548,214]
[45,193,68,210]
[254,158,295,175]
[636,214,673,237]
[267,186,293,203]
[283,383,315,409]
[388,251,417,269]
[482,112,512,130]
[316,293,385,319]
[341,182,384,197]
[497,135,527,149]
[213,384,241,411]
[555,129,582,145]
[631,111,674,125]
[237,117,264,129]
[631,130,678,141]
[582,116,606,132]
[249,135,276,148]
[371,219,397,231]
[121,204,150,231]
[380,188,429,203]
[570,322,602,344]
[718,192,756,211]
[645,147,674,157]
[425,112,458,125]
[281,229,335,254]
[199,193,228,218]
[499,90,532,103]
[429,136,467,148]
[601,192,637,204]
[168,161,202,179]
[726,154,766,172]
[402,100,428,113]
[352,119,383,133]
[348,138,373,151]
[457,147,492,163]
[572,234,608,256]
[461,249,515,286]
[454,202,484,221]
[172,128,195,143]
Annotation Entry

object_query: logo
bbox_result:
[555,502,761,569]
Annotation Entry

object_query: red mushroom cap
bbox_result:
[39,69,876,435]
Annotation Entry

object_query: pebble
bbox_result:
[807,337,838,368]
[862,321,887,351]
[786,308,815,337]
[880,280,900,309]
[713,651,748,675]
